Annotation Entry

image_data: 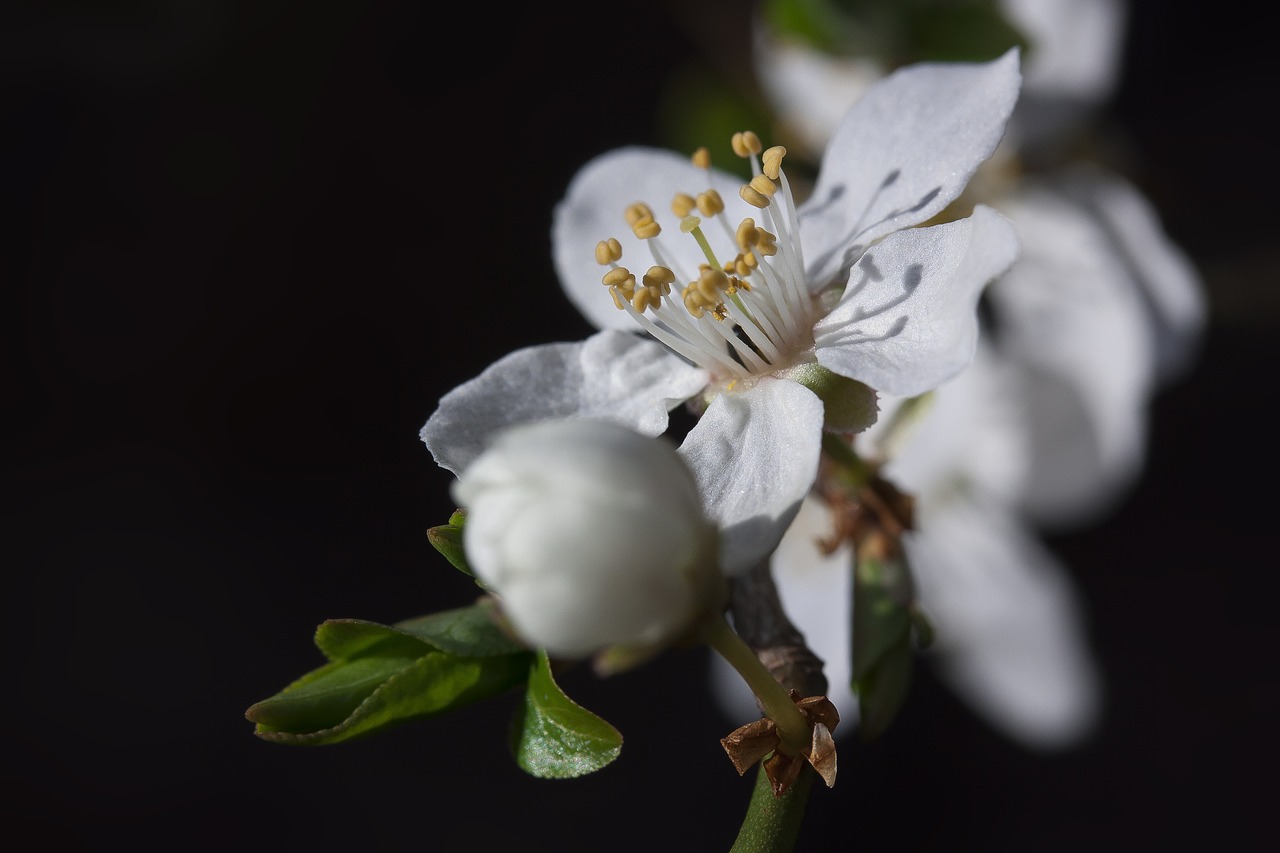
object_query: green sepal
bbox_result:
[790,363,879,434]
[510,651,623,779]
[246,603,533,745]
[851,552,915,740]
[427,508,477,580]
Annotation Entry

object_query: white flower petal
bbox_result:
[869,341,1032,504]
[800,49,1021,289]
[989,182,1158,527]
[813,205,1019,397]
[750,20,886,162]
[906,491,1103,750]
[421,329,707,475]
[551,146,759,333]
[1055,165,1208,384]
[1002,0,1127,102]
[678,379,824,577]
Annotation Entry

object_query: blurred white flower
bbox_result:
[453,418,722,669]
[708,0,1205,751]
[753,0,1130,161]
[711,162,1205,751]
[424,51,1022,576]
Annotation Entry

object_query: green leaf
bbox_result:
[851,551,915,740]
[246,604,533,745]
[392,602,527,657]
[250,649,531,745]
[314,603,524,660]
[510,651,623,779]
[853,638,913,741]
[427,509,477,579]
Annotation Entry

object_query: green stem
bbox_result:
[821,431,873,487]
[704,615,811,756]
[729,762,814,853]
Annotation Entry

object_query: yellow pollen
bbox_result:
[696,267,729,301]
[672,193,696,218]
[762,146,786,180]
[692,147,711,169]
[631,215,660,239]
[749,174,778,197]
[632,285,664,313]
[643,266,676,291]
[595,237,623,265]
[602,267,634,288]
[740,185,770,209]
[696,189,725,216]
[732,131,763,158]
[624,202,654,226]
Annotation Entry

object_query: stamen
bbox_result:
[740,184,771,209]
[595,237,623,265]
[590,128,818,383]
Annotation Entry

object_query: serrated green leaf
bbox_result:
[313,605,524,662]
[313,619,436,662]
[510,651,623,779]
[249,648,531,745]
[245,653,424,733]
[393,603,527,657]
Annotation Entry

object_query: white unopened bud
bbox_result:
[452,419,724,666]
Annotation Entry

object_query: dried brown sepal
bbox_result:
[763,749,805,797]
[808,722,837,788]
[719,717,779,776]
[795,694,840,735]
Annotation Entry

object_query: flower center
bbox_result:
[594,131,818,383]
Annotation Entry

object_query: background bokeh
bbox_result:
[6,1,1275,849]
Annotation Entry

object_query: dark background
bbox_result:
[5,1,1275,850]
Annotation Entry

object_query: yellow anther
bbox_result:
[749,174,778,198]
[735,218,758,250]
[680,214,701,233]
[730,253,757,276]
[609,287,629,311]
[762,146,786,180]
[696,189,725,217]
[756,231,778,257]
[697,267,729,300]
[602,267,634,288]
[631,215,661,240]
[732,131,763,158]
[632,286,663,313]
[711,304,729,321]
[672,193,696,218]
[643,266,676,293]
[692,147,711,169]
[595,237,623,265]
[740,185,770,209]
[624,202,655,226]
[682,286,709,319]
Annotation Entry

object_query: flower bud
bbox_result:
[452,418,724,667]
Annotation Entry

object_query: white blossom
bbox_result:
[423,51,1022,576]
[453,418,722,666]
